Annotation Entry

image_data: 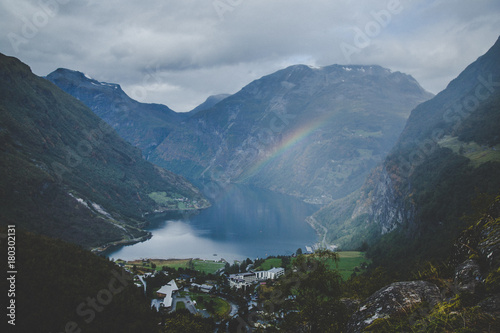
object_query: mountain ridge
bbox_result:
[151,63,434,202]
[0,53,209,249]
[46,68,187,157]
[48,63,433,203]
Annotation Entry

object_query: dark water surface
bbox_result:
[106,184,318,262]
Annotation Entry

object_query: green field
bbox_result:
[438,135,500,167]
[191,293,231,317]
[192,260,226,274]
[336,251,370,280]
[175,301,186,310]
[255,258,283,271]
[291,251,369,280]
[116,258,225,274]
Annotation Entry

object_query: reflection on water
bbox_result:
[106,184,318,262]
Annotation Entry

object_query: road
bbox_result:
[217,295,239,317]
[138,275,147,295]
[172,295,198,314]
[306,216,328,248]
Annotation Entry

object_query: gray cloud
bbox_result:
[0,0,499,111]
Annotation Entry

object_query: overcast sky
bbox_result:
[1,0,499,112]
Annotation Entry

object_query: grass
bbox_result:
[191,293,231,317]
[116,258,225,274]
[192,260,226,274]
[438,135,500,167]
[175,301,186,310]
[336,251,370,280]
[291,251,370,280]
[255,258,283,271]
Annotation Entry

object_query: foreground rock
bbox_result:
[454,259,482,293]
[346,281,443,333]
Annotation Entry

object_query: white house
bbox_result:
[157,279,179,309]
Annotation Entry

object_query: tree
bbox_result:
[163,309,215,332]
[359,241,369,252]
[279,250,347,332]
[296,247,303,255]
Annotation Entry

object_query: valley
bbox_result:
[0,28,499,332]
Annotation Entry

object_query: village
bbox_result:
[112,249,368,328]
[113,256,289,321]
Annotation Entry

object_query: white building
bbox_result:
[255,267,285,280]
[191,283,214,293]
[157,279,179,309]
[229,267,285,289]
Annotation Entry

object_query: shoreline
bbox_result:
[91,207,211,255]
[91,233,153,255]
[305,216,332,249]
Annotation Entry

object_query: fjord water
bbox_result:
[106,184,318,262]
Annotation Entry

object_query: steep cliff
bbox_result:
[317,37,500,262]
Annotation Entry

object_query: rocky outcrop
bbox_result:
[352,166,415,235]
[346,281,443,333]
[454,259,483,293]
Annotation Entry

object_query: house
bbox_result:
[229,267,285,289]
[229,276,252,289]
[157,279,179,309]
[192,283,214,293]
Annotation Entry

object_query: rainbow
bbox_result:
[241,116,327,180]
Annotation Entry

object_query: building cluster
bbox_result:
[229,267,285,289]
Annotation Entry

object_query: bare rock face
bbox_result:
[454,259,483,293]
[346,281,443,333]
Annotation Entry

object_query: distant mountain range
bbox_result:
[0,53,209,249]
[46,68,188,157]
[49,64,433,203]
[34,35,500,265]
[315,36,500,267]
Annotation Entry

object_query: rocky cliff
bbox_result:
[316,36,500,259]
[346,196,500,332]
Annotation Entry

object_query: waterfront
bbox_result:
[106,184,319,262]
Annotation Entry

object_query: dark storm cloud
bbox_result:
[1,0,499,111]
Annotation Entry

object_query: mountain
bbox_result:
[188,93,231,115]
[46,68,187,157]
[150,64,433,202]
[316,36,500,266]
[0,53,209,249]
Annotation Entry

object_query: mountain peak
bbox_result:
[47,68,122,91]
[189,93,231,115]
[46,68,184,154]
